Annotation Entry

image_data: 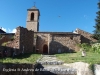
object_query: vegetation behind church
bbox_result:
[93,2,100,42]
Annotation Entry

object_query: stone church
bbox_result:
[0,5,96,56]
[25,5,96,54]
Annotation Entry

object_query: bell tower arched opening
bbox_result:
[31,13,34,21]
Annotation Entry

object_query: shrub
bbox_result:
[2,42,8,46]
[0,34,2,39]
[78,43,91,52]
[92,43,100,53]
[11,36,14,41]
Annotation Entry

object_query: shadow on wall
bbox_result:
[49,41,75,54]
[0,46,16,57]
[0,46,34,59]
[36,35,48,54]
[81,35,93,44]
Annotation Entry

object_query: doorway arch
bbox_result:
[43,44,48,54]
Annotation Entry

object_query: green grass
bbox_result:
[56,51,100,64]
[0,51,100,64]
[0,53,41,64]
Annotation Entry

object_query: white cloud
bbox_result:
[1,27,16,33]
[1,27,7,32]
[11,29,16,33]
[8,28,11,33]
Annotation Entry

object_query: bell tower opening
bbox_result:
[31,13,34,21]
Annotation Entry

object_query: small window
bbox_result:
[31,13,34,21]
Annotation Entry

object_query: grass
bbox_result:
[56,51,100,64]
[0,53,41,64]
[0,51,100,64]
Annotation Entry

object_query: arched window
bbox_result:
[31,13,34,21]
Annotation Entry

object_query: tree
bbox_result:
[93,1,100,42]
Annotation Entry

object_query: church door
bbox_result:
[43,44,48,54]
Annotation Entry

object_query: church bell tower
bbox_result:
[26,5,40,32]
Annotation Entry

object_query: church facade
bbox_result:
[26,6,96,54]
[0,5,96,56]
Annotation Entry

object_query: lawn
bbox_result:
[0,51,100,64]
[56,51,100,64]
[0,53,41,64]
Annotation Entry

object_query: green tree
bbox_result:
[93,1,100,42]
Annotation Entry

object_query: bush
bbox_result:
[11,36,14,41]
[78,43,91,52]
[92,43,100,53]
[0,34,2,39]
[2,42,8,46]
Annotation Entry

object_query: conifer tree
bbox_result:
[93,1,100,42]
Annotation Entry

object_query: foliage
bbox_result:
[11,36,14,41]
[34,34,37,38]
[1,42,8,46]
[92,43,100,53]
[78,43,91,52]
[78,43,100,53]
[0,53,41,63]
[0,34,2,39]
[93,2,100,42]
[56,52,100,64]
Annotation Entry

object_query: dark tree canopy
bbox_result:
[93,2,100,42]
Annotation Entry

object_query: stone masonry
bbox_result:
[6,26,34,55]
[26,7,40,32]
[49,33,81,54]
[0,35,12,46]
[35,32,49,53]
[74,28,97,43]
[35,32,81,54]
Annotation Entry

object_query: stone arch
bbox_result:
[30,13,34,21]
[43,44,48,54]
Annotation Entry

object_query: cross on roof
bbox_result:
[34,2,36,7]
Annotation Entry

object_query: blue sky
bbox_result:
[0,0,99,33]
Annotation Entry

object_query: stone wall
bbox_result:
[0,46,14,57]
[36,32,81,54]
[0,34,14,46]
[49,34,81,54]
[74,28,97,43]
[6,26,34,55]
[36,33,49,53]
[20,27,34,54]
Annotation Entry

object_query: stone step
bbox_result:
[37,61,64,65]
[36,55,64,65]
[42,55,56,57]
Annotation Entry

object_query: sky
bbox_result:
[0,0,99,33]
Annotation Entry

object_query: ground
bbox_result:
[0,51,100,64]
[0,53,41,63]
[56,51,100,64]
